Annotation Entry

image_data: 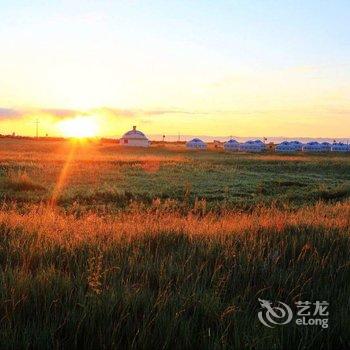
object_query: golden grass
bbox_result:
[1,200,349,246]
[1,200,349,348]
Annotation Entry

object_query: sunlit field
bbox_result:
[1,138,350,349]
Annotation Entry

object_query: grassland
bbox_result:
[0,138,349,349]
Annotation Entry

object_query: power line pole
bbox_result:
[34,119,40,138]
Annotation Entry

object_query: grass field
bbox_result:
[0,138,349,349]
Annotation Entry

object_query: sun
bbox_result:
[58,116,99,138]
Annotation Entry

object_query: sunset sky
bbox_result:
[1,1,349,138]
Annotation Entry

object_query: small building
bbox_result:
[120,126,150,147]
[302,141,323,152]
[331,142,349,153]
[239,140,266,153]
[224,139,240,151]
[186,138,207,149]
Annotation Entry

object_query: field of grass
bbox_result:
[0,138,349,349]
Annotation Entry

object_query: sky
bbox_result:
[0,0,349,139]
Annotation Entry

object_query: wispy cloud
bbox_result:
[142,109,209,116]
[41,108,80,118]
[0,108,23,119]
[96,108,136,118]
[96,107,209,118]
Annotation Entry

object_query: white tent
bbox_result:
[239,140,266,153]
[320,142,332,152]
[186,138,207,149]
[120,126,150,147]
[289,140,303,151]
[276,141,297,153]
[302,141,323,152]
[331,142,349,153]
[224,139,240,151]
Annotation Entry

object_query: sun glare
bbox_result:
[58,116,99,138]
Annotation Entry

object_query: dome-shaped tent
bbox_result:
[186,138,207,149]
[276,141,297,153]
[289,140,303,151]
[239,140,266,153]
[302,141,323,153]
[224,139,240,151]
[320,142,332,152]
[331,142,349,153]
[120,126,150,147]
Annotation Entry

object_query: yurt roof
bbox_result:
[122,126,149,140]
[189,138,205,143]
[225,139,239,144]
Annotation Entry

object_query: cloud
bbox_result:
[142,109,209,116]
[0,108,23,120]
[139,119,153,124]
[97,107,209,118]
[97,108,136,118]
[41,108,80,118]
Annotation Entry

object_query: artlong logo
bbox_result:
[258,298,293,328]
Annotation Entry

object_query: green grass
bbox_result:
[1,139,350,210]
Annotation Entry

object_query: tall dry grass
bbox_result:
[0,201,349,349]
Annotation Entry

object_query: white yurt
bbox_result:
[186,138,207,149]
[276,141,297,153]
[120,126,150,147]
[224,139,240,151]
[320,142,332,152]
[302,141,323,153]
[331,142,349,153]
[239,140,266,153]
[289,140,303,151]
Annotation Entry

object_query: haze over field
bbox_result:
[0,1,349,138]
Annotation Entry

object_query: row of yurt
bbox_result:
[331,142,349,152]
[239,140,266,152]
[302,141,349,153]
[302,142,324,152]
[118,128,349,153]
[275,141,350,153]
[276,141,305,152]
[223,139,267,152]
[186,138,267,152]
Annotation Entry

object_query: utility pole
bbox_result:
[34,119,40,138]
